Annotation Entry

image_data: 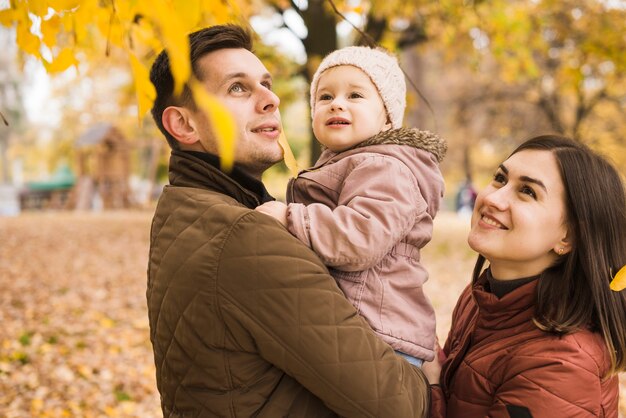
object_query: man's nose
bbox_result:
[258,88,280,113]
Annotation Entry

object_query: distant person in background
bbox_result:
[454,176,477,218]
[424,135,626,417]
[256,45,447,367]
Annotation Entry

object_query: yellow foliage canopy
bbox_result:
[0,0,297,174]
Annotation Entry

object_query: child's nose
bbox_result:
[330,98,345,111]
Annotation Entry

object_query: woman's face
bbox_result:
[468,149,571,280]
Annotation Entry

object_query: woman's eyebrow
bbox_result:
[520,175,547,192]
[499,164,547,192]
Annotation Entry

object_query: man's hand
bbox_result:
[422,340,444,385]
[256,201,288,227]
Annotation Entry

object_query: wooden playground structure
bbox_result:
[72,123,133,210]
[19,123,134,210]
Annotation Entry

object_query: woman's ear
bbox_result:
[554,231,573,256]
[162,106,201,147]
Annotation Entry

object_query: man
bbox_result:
[147,24,430,417]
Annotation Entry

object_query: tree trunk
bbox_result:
[301,0,337,165]
[0,132,9,184]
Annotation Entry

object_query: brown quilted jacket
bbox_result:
[430,270,619,418]
[147,150,430,418]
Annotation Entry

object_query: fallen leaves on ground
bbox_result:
[0,211,624,417]
[0,211,159,417]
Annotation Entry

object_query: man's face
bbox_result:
[193,48,283,178]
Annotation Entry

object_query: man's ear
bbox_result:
[162,106,201,147]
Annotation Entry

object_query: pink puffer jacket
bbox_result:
[286,128,446,361]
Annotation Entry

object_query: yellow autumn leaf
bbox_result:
[172,0,201,32]
[47,0,81,12]
[27,0,48,17]
[278,131,300,178]
[129,53,156,124]
[204,0,231,24]
[139,0,190,96]
[30,398,44,412]
[113,0,134,22]
[44,48,78,73]
[610,265,626,291]
[41,15,61,47]
[189,79,236,172]
[95,5,125,49]
[69,0,97,45]
[352,5,364,14]
[99,317,115,328]
[0,8,17,27]
[16,18,41,57]
[104,405,118,416]
[163,37,190,97]
[130,17,162,54]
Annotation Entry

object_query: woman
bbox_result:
[426,135,626,417]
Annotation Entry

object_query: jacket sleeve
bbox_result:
[286,155,428,271]
[429,385,446,418]
[217,211,430,418]
[485,346,612,417]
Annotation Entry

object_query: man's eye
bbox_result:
[229,83,244,93]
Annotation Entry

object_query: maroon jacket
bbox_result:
[430,271,619,418]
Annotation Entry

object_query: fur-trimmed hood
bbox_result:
[350,128,447,163]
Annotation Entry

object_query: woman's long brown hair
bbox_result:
[473,135,626,375]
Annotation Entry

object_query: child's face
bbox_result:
[312,65,391,152]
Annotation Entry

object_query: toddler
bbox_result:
[257,46,446,365]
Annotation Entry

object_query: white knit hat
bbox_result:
[310,46,406,129]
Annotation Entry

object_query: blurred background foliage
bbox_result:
[0,0,624,205]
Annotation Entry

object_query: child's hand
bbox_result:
[256,201,288,227]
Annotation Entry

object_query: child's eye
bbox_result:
[520,185,537,199]
[349,92,363,99]
[319,93,332,101]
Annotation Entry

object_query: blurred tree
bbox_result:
[0,0,442,169]
[0,28,25,184]
[0,0,262,172]
[262,0,436,162]
[2,0,623,182]
[433,0,626,178]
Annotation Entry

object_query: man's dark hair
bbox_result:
[149,24,253,149]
